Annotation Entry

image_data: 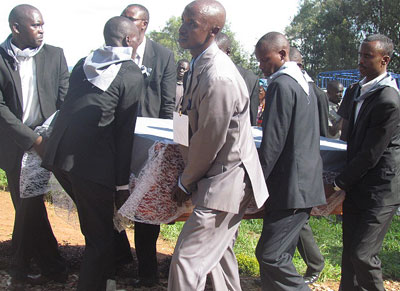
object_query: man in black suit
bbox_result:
[289,46,326,285]
[215,32,260,125]
[0,4,68,285]
[334,34,400,291]
[255,32,326,291]
[42,16,143,291]
[120,4,176,287]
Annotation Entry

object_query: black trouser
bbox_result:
[53,169,115,291]
[256,208,311,291]
[340,198,398,291]
[134,221,160,279]
[297,220,324,276]
[6,162,65,278]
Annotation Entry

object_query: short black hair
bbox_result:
[327,80,343,91]
[177,59,189,65]
[363,34,394,58]
[125,4,149,21]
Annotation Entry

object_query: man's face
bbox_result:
[122,6,148,33]
[126,29,140,54]
[255,44,284,77]
[177,61,189,80]
[178,7,210,55]
[13,9,44,49]
[327,84,344,104]
[358,41,388,81]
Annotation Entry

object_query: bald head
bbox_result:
[289,46,303,67]
[215,32,231,55]
[186,0,226,31]
[179,0,226,57]
[103,16,140,53]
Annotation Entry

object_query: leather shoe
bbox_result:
[131,277,159,288]
[303,273,320,284]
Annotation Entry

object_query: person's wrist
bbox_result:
[332,181,341,191]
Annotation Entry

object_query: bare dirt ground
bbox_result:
[0,191,399,291]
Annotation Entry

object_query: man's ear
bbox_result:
[122,36,129,47]
[279,49,288,61]
[11,22,20,34]
[382,55,390,66]
[211,26,221,37]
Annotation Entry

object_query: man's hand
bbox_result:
[33,135,46,159]
[171,184,191,207]
[115,189,130,210]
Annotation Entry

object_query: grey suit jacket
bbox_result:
[180,43,268,214]
[0,43,69,172]
[141,38,176,119]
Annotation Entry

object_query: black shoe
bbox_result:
[131,277,159,288]
[303,273,320,284]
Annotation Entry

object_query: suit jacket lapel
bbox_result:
[142,38,155,87]
[351,88,376,136]
[35,49,45,105]
[1,51,24,108]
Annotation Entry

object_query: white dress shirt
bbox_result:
[11,42,41,127]
[134,36,146,67]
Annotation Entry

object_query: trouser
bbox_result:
[340,198,398,291]
[256,208,312,291]
[134,222,160,279]
[168,188,252,291]
[297,219,324,276]
[53,169,115,291]
[6,162,65,278]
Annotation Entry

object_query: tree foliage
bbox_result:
[286,0,400,78]
[148,17,259,74]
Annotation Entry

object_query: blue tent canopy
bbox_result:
[317,69,400,89]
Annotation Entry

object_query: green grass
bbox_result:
[0,169,7,190]
[160,215,400,281]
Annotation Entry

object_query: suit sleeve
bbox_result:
[249,78,260,126]
[0,89,38,150]
[159,50,176,119]
[180,77,235,191]
[313,84,329,137]
[335,92,400,190]
[114,68,144,186]
[258,81,294,179]
[56,49,70,109]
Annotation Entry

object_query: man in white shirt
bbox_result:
[0,4,69,285]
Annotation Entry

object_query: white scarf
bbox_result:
[83,45,133,91]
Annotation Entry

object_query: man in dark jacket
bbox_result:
[0,4,68,285]
[215,32,260,125]
[255,32,326,291]
[42,16,143,291]
[334,34,400,291]
[120,4,177,287]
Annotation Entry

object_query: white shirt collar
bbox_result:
[359,72,387,96]
[135,36,146,67]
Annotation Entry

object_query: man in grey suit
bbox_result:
[120,5,177,287]
[168,1,268,290]
[255,32,326,291]
[0,4,68,285]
